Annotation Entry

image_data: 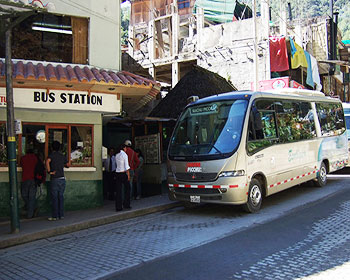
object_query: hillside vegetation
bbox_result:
[269,0,350,40]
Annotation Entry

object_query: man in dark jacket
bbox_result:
[46,141,68,221]
[20,148,38,219]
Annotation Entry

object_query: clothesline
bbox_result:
[269,36,322,91]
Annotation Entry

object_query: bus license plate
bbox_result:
[190,195,200,203]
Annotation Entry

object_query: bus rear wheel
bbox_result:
[243,178,263,213]
[314,162,327,187]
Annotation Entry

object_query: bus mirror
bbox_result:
[187,96,199,104]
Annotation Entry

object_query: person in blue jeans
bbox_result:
[46,141,68,221]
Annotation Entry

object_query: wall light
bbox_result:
[32,26,72,34]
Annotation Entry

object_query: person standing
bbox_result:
[46,141,68,221]
[134,149,144,200]
[102,147,116,200]
[20,148,38,219]
[115,144,131,211]
[124,140,140,199]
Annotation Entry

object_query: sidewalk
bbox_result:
[0,194,181,249]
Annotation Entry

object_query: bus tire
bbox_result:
[243,178,263,213]
[314,162,327,187]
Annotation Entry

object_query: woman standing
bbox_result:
[115,144,131,211]
[134,149,144,200]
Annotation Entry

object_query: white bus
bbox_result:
[342,102,350,166]
[167,88,348,212]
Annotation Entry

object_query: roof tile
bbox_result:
[56,65,68,81]
[36,63,46,80]
[116,73,130,84]
[0,60,160,88]
[91,68,105,82]
[26,62,35,79]
[66,65,78,82]
[16,61,25,79]
[46,64,56,81]
[83,66,96,82]
[74,65,88,82]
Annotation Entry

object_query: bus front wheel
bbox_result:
[243,178,263,213]
[314,162,327,187]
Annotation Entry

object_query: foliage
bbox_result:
[121,3,130,45]
[269,0,350,40]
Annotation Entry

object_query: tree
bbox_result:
[121,3,130,45]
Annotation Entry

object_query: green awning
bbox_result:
[194,0,252,23]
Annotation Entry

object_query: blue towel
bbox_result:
[289,37,297,58]
[304,50,314,87]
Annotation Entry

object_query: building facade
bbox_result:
[0,0,160,217]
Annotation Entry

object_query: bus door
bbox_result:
[246,100,279,194]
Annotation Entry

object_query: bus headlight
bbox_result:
[219,170,245,177]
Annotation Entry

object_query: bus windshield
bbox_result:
[169,99,248,159]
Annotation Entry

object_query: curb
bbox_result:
[0,202,181,249]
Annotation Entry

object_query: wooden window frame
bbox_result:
[0,122,94,167]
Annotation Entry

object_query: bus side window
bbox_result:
[248,103,264,141]
[247,101,277,154]
[316,102,346,136]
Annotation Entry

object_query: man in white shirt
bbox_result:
[115,144,131,211]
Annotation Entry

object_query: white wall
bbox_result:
[49,0,121,71]
[197,18,270,90]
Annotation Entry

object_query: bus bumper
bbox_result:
[168,177,248,205]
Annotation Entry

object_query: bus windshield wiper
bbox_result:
[208,143,222,154]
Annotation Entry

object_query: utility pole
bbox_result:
[252,0,259,91]
[5,20,19,234]
[0,1,44,234]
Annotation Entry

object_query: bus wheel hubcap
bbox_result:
[250,185,261,206]
[320,167,326,182]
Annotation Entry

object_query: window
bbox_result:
[70,126,92,166]
[316,102,345,136]
[0,123,94,167]
[178,0,190,9]
[0,124,7,166]
[247,99,317,154]
[276,101,316,143]
[0,123,20,166]
[0,14,88,64]
[247,100,278,154]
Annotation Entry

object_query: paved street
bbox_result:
[115,176,350,280]
[0,176,349,280]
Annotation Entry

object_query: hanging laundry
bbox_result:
[310,55,322,91]
[269,36,289,72]
[291,41,308,69]
[304,50,314,87]
[289,37,297,58]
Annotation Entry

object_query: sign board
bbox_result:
[15,119,22,134]
[251,77,290,91]
[134,133,161,164]
[0,88,120,113]
[290,80,305,89]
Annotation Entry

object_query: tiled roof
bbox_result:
[0,60,158,87]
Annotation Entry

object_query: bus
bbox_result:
[167,88,348,212]
[342,102,350,166]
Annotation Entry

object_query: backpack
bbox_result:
[34,159,46,186]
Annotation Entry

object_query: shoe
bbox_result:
[136,196,141,200]
[33,207,39,217]
[124,206,132,210]
[59,216,64,220]
[48,217,57,221]
[116,208,123,212]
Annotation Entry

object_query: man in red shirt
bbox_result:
[124,140,140,199]
[20,148,38,219]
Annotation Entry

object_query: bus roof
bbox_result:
[190,89,339,107]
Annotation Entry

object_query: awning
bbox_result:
[0,59,161,116]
